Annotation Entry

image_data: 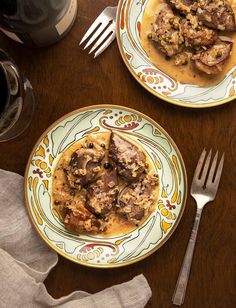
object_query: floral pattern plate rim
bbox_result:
[116,0,236,108]
[24,105,187,268]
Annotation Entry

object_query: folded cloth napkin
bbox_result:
[0,169,152,308]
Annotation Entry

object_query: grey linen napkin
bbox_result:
[0,169,152,308]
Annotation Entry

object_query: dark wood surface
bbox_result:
[0,1,235,307]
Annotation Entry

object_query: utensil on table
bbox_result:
[79,6,117,58]
[172,149,224,305]
[0,49,35,142]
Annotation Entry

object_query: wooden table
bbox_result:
[0,1,235,307]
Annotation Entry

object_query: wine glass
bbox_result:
[0,49,35,142]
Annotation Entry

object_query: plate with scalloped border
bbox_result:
[116,0,236,108]
[25,105,187,268]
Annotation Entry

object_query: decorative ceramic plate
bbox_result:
[117,0,236,108]
[25,105,187,268]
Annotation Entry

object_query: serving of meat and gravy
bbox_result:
[141,0,236,86]
[52,132,159,236]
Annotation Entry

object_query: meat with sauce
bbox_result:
[197,0,236,31]
[109,132,147,181]
[181,14,218,47]
[192,41,232,74]
[86,168,119,217]
[146,0,235,75]
[117,173,159,225]
[64,208,105,234]
[53,132,159,236]
[56,188,105,234]
[65,135,106,189]
[148,6,184,57]
[174,52,190,65]
[53,165,77,205]
[169,0,198,15]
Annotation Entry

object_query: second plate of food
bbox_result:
[117,0,236,108]
[25,105,187,267]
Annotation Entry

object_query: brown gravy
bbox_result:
[140,0,236,87]
[52,132,159,237]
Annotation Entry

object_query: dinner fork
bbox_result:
[79,6,117,58]
[172,149,225,306]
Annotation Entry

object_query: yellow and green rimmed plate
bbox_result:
[117,0,236,108]
[25,105,187,268]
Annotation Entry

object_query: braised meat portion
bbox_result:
[64,209,105,234]
[169,0,198,15]
[146,0,236,76]
[53,133,159,236]
[148,6,184,57]
[66,137,106,189]
[174,52,190,65]
[53,166,76,205]
[61,189,105,234]
[181,14,217,47]
[86,169,119,217]
[109,132,147,181]
[197,0,236,31]
[192,41,232,74]
[117,173,159,225]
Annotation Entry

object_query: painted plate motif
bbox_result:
[117,0,236,108]
[25,105,187,268]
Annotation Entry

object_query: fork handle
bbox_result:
[172,207,203,305]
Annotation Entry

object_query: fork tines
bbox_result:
[192,149,225,198]
[79,7,117,58]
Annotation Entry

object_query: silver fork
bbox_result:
[79,6,117,58]
[172,149,225,305]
